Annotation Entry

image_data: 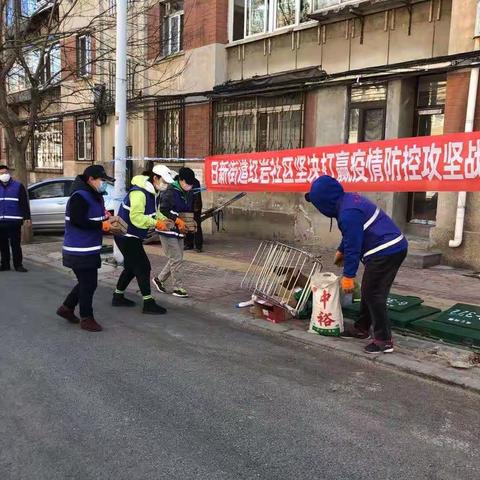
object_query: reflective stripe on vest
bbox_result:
[121,203,155,217]
[363,207,380,231]
[63,245,102,253]
[363,235,405,259]
[0,198,19,201]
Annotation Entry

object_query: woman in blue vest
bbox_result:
[57,165,113,332]
[0,164,31,272]
[306,175,408,354]
[113,169,173,315]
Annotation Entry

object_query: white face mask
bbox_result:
[0,173,11,183]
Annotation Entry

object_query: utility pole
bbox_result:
[113,0,128,263]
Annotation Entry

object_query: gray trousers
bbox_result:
[158,235,184,288]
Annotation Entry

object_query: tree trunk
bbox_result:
[9,144,33,243]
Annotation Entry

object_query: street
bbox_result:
[0,264,479,480]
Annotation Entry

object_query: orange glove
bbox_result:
[334,251,344,266]
[155,219,169,231]
[175,217,187,233]
[102,221,111,233]
[341,277,355,293]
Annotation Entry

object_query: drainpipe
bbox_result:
[449,66,479,248]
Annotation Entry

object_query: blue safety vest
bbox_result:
[339,193,408,261]
[118,186,156,240]
[63,190,107,256]
[0,180,23,222]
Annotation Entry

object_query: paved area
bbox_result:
[1,266,480,480]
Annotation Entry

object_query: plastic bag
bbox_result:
[309,272,344,337]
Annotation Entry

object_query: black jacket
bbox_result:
[63,175,104,270]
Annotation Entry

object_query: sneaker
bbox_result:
[172,288,188,298]
[364,342,394,354]
[80,317,103,332]
[112,293,136,307]
[142,298,167,315]
[15,266,28,273]
[152,277,167,294]
[56,305,80,324]
[341,327,369,339]
[1,265,10,271]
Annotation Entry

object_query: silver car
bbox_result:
[28,178,116,231]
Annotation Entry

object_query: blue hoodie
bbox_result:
[307,176,408,277]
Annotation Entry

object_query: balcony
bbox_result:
[310,0,428,23]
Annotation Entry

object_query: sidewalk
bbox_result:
[24,233,480,393]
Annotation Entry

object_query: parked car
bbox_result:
[28,178,116,231]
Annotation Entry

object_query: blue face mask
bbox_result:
[97,181,108,194]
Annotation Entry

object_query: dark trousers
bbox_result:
[185,213,203,250]
[0,222,23,269]
[355,250,407,343]
[64,268,98,318]
[115,236,151,297]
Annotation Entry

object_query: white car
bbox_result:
[28,178,116,231]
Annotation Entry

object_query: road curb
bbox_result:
[26,254,480,396]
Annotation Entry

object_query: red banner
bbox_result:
[205,132,480,192]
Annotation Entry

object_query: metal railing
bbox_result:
[242,240,322,317]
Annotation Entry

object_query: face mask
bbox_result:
[97,181,108,194]
[158,180,168,191]
[0,173,11,183]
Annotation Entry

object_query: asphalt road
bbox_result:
[1,264,479,480]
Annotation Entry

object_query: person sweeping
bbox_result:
[305,175,408,354]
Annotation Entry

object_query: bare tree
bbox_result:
[0,0,186,186]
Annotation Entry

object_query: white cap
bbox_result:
[152,164,176,184]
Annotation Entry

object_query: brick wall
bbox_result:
[62,37,77,80]
[184,0,228,51]
[444,70,480,134]
[63,117,75,164]
[184,103,211,158]
[146,109,157,157]
[147,3,162,60]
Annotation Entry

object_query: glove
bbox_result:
[341,276,355,294]
[102,221,111,233]
[155,219,170,231]
[334,251,344,267]
[175,217,188,233]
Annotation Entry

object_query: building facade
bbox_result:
[1,0,480,269]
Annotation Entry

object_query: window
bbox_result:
[6,50,41,93]
[41,43,61,86]
[163,1,184,56]
[213,93,304,154]
[233,0,313,40]
[76,117,93,162]
[347,84,387,144]
[407,74,446,226]
[416,74,446,137]
[77,34,92,77]
[32,121,63,171]
[107,61,115,103]
[157,99,184,159]
[127,60,136,99]
[29,182,66,200]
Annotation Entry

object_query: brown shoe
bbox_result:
[57,305,80,324]
[80,317,103,332]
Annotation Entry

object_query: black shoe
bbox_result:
[341,327,369,339]
[364,342,394,354]
[1,265,11,271]
[196,248,203,253]
[15,266,28,273]
[184,245,193,251]
[143,298,167,315]
[112,293,136,307]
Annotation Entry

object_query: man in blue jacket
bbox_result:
[0,165,31,272]
[306,175,408,354]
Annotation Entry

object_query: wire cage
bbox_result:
[242,241,323,317]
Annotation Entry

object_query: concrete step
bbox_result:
[404,250,442,269]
